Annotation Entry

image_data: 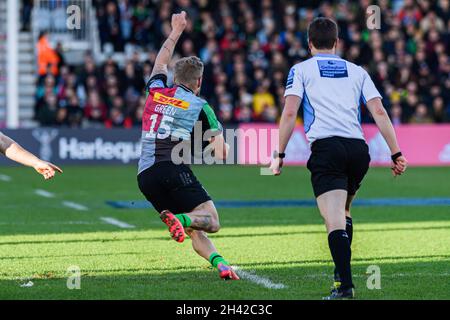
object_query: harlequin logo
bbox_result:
[153,92,190,110]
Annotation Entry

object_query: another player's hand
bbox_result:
[171,11,187,34]
[391,155,407,177]
[34,160,63,180]
[270,157,283,176]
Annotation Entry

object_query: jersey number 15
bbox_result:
[145,114,174,139]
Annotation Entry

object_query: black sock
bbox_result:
[328,229,353,289]
[334,217,353,281]
[346,217,353,245]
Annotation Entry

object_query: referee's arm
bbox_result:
[366,97,407,176]
[270,95,300,175]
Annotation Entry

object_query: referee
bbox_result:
[270,18,407,299]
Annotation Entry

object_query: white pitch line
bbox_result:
[232,266,287,289]
[0,174,11,182]
[100,217,136,229]
[34,189,55,198]
[62,201,88,211]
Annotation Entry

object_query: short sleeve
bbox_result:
[146,74,168,90]
[200,103,223,133]
[284,65,304,98]
[361,68,382,103]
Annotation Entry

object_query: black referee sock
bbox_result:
[345,217,353,244]
[334,217,353,281]
[328,229,354,290]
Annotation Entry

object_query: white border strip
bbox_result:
[232,266,287,289]
[100,217,135,229]
[0,174,12,182]
[34,189,55,198]
[62,201,88,211]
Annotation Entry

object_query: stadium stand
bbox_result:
[26,0,450,128]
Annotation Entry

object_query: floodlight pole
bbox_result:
[6,0,19,128]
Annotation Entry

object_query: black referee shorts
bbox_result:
[307,137,370,198]
[137,162,211,214]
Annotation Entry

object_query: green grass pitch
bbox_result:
[0,165,449,300]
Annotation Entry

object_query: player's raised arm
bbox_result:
[150,11,187,78]
[366,97,407,176]
[270,95,301,175]
[0,132,62,180]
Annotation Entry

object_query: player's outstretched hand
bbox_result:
[171,11,187,35]
[270,157,283,176]
[34,160,63,180]
[391,155,407,177]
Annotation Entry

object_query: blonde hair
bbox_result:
[174,56,204,88]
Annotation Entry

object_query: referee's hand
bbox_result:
[270,157,283,176]
[391,155,408,177]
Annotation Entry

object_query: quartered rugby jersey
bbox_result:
[284,53,381,144]
[138,74,222,174]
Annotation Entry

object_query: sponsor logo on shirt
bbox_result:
[317,60,348,78]
[153,92,190,110]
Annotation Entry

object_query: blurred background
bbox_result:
[0,0,448,128]
[0,0,448,166]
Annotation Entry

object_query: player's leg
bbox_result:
[158,164,238,279]
[316,189,354,299]
[138,163,186,242]
[178,200,220,233]
[317,190,347,231]
[344,194,355,245]
[307,138,355,299]
[333,194,355,287]
[186,227,239,280]
[328,138,370,297]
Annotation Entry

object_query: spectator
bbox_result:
[66,95,84,128]
[36,94,58,126]
[31,0,449,127]
[253,83,276,119]
[84,91,108,126]
[36,32,60,78]
[410,103,433,123]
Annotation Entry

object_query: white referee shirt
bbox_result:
[284,53,381,144]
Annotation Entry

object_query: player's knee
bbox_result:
[207,219,220,233]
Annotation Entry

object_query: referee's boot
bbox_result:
[330,269,341,294]
[323,286,355,300]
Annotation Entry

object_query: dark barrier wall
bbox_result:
[2,125,449,166]
[0,125,241,166]
[0,128,142,165]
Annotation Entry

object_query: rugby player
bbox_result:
[270,17,407,299]
[0,131,62,179]
[137,11,239,280]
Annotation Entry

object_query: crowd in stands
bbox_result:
[33,0,450,128]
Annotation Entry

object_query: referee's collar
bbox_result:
[314,53,341,58]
